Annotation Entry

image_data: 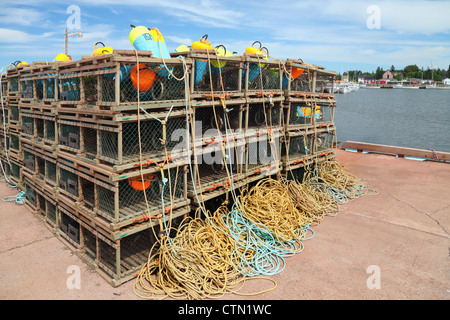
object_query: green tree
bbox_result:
[375,66,385,79]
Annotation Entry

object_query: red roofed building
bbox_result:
[383,70,394,80]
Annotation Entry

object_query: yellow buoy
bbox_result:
[191,34,212,51]
[54,54,71,62]
[91,42,113,56]
[17,61,28,67]
[211,45,233,69]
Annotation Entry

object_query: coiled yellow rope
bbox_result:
[131,50,376,301]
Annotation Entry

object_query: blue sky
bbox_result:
[0,0,449,74]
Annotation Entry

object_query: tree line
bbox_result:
[337,64,450,82]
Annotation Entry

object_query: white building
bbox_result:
[443,78,450,85]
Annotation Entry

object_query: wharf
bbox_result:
[0,147,448,300]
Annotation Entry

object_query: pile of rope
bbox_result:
[129,48,376,300]
[308,159,377,204]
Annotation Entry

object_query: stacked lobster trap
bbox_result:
[281,59,337,181]
[0,47,338,286]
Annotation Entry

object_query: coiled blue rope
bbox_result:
[2,190,26,205]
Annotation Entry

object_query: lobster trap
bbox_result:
[9,105,19,126]
[315,69,336,95]
[315,100,336,126]
[282,59,314,92]
[21,140,57,186]
[285,101,315,130]
[23,171,58,227]
[245,101,283,133]
[243,56,283,96]
[8,126,22,158]
[245,133,281,178]
[56,108,188,172]
[56,152,189,230]
[192,102,244,147]
[314,126,336,156]
[19,104,57,147]
[175,48,244,98]
[1,73,7,99]
[57,196,188,287]
[281,131,315,166]
[56,50,188,113]
[188,140,246,203]
[6,67,20,99]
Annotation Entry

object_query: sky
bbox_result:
[0,0,449,74]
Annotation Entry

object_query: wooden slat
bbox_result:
[341,141,450,162]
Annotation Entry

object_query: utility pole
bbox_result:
[65,29,83,56]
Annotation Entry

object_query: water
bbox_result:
[334,88,450,153]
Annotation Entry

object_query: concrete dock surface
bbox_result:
[0,148,448,300]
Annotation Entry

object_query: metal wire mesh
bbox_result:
[285,166,307,182]
[45,160,57,185]
[93,167,184,223]
[82,225,96,260]
[20,79,34,100]
[46,199,57,226]
[59,75,81,102]
[44,119,56,144]
[246,136,279,174]
[59,208,80,245]
[58,122,80,151]
[36,118,44,140]
[25,181,37,208]
[288,103,314,127]
[97,227,155,280]
[283,66,313,91]
[43,77,57,100]
[100,63,186,104]
[37,157,45,180]
[10,133,20,152]
[195,106,241,136]
[83,127,97,159]
[193,59,241,93]
[8,76,19,93]
[245,62,282,92]
[120,116,187,164]
[99,129,118,161]
[316,103,334,124]
[315,72,335,94]
[58,166,79,198]
[315,131,335,153]
[282,134,314,161]
[191,144,243,193]
[10,106,19,123]
[21,116,34,137]
[23,150,35,173]
[247,102,282,130]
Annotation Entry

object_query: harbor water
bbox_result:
[334,88,450,153]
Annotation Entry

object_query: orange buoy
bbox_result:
[130,64,156,92]
[128,174,154,191]
[291,67,304,80]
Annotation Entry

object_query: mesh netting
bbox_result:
[316,131,335,153]
[245,62,282,92]
[288,103,314,127]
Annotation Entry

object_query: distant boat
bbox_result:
[348,82,360,92]
[362,85,380,89]
[338,83,350,94]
